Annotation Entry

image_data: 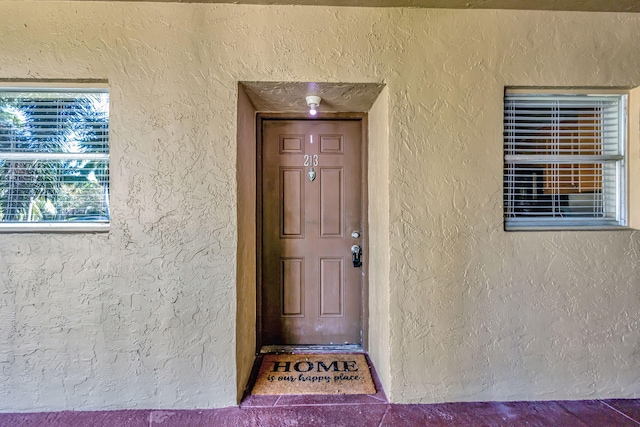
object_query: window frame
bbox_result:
[503,88,628,231]
[0,83,110,233]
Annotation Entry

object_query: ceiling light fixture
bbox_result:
[306,95,321,116]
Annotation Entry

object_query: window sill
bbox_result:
[0,222,110,233]
[505,224,629,232]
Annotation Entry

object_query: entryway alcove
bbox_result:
[235,81,390,403]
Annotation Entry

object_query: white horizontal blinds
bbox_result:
[504,94,625,228]
[0,90,109,155]
[0,89,110,224]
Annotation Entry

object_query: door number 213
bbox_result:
[304,154,319,167]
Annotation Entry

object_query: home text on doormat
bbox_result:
[251,353,376,395]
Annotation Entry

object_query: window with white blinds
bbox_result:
[504,92,626,230]
[0,87,109,231]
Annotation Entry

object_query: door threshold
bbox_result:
[260,344,364,354]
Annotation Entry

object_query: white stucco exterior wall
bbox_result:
[0,3,639,412]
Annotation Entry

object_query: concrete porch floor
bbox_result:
[2,356,640,426]
[1,398,640,426]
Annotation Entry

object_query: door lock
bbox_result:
[351,245,362,268]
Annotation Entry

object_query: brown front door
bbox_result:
[261,119,364,346]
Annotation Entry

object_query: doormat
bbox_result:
[251,353,376,395]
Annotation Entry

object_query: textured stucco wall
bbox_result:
[1,3,639,412]
[383,11,640,403]
[235,85,257,403]
[367,87,392,391]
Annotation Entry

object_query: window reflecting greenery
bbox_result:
[0,90,109,224]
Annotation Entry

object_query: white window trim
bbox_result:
[0,83,110,233]
[504,89,629,231]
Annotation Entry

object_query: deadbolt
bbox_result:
[351,245,362,268]
[351,231,360,239]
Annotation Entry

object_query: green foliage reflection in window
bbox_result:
[0,88,109,226]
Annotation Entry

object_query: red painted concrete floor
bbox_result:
[1,398,640,426]
[2,361,640,426]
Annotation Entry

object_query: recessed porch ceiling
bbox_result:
[241,82,385,113]
[71,0,640,13]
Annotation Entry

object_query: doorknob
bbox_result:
[351,245,362,268]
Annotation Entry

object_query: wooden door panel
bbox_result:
[261,119,363,346]
[320,258,344,317]
[320,167,343,237]
[281,258,304,317]
[281,135,304,153]
[319,135,343,153]
[281,168,304,237]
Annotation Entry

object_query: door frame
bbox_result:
[256,112,369,352]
